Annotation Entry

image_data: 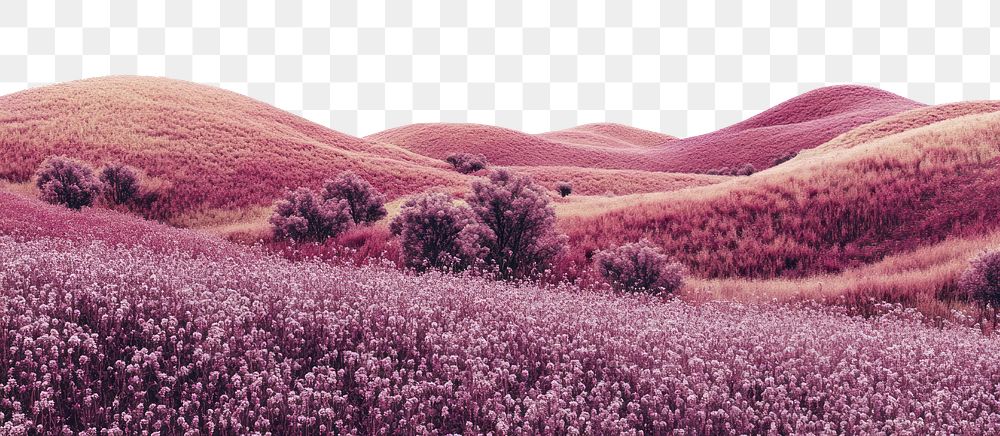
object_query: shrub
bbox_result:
[556,181,573,197]
[321,171,387,224]
[270,188,352,242]
[772,150,800,166]
[594,240,685,294]
[959,249,1000,309]
[99,163,141,206]
[34,156,102,210]
[464,169,566,279]
[735,163,756,176]
[390,192,476,271]
[446,153,488,174]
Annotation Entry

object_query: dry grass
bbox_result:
[814,100,1000,152]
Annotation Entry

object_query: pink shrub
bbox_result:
[34,156,102,210]
[99,162,141,205]
[269,187,352,242]
[464,169,566,278]
[321,171,387,224]
[594,240,685,294]
[959,249,1000,308]
[445,152,488,174]
[390,192,476,271]
[556,181,572,197]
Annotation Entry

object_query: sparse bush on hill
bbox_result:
[556,181,573,197]
[270,188,352,242]
[735,163,756,176]
[321,171,387,224]
[99,162,141,206]
[959,249,1000,310]
[772,150,800,166]
[595,240,685,295]
[706,164,755,176]
[463,169,566,279]
[34,156,102,210]
[390,192,477,271]
[445,152,488,174]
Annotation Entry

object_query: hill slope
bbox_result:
[0,76,465,220]
[562,110,1000,279]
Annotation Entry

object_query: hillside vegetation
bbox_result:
[3,189,1000,433]
[564,112,1000,278]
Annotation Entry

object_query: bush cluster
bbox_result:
[269,187,353,242]
[392,169,565,279]
[389,192,477,271]
[35,156,148,211]
[34,156,102,210]
[271,172,387,243]
[445,152,488,174]
[706,163,756,176]
[321,171,387,224]
[594,240,686,294]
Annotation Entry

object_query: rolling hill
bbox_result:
[369,86,923,172]
[562,109,1000,279]
[0,76,467,222]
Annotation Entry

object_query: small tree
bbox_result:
[270,188,353,242]
[594,240,686,295]
[959,249,1000,310]
[390,192,476,271]
[446,153,488,174]
[99,163,141,206]
[464,169,566,279]
[321,171,387,224]
[35,156,102,210]
[556,181,572,197]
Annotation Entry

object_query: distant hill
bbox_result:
[370,86,923,172]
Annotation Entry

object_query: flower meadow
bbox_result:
[4,200,1000,434]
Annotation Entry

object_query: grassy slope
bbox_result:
[0,76,467,222]
[562,110,1000,279]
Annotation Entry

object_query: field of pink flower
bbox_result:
[3,201,1000,433]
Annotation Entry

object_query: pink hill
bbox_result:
[371,86,922,172]
[365,123,653,169]
[650,85,925,172]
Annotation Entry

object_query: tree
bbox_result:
[99,163,141,206]
[594,240,686,295]
[34,156,102,210]
[390,192,477,271]
[321,171,387,224]
[445,153,488,174]
[959,249,1000,310]
[556,181,573,197]
[463,169,566,279]
[270,188,353,242]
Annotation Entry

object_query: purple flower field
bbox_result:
[3,227,1000,434]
